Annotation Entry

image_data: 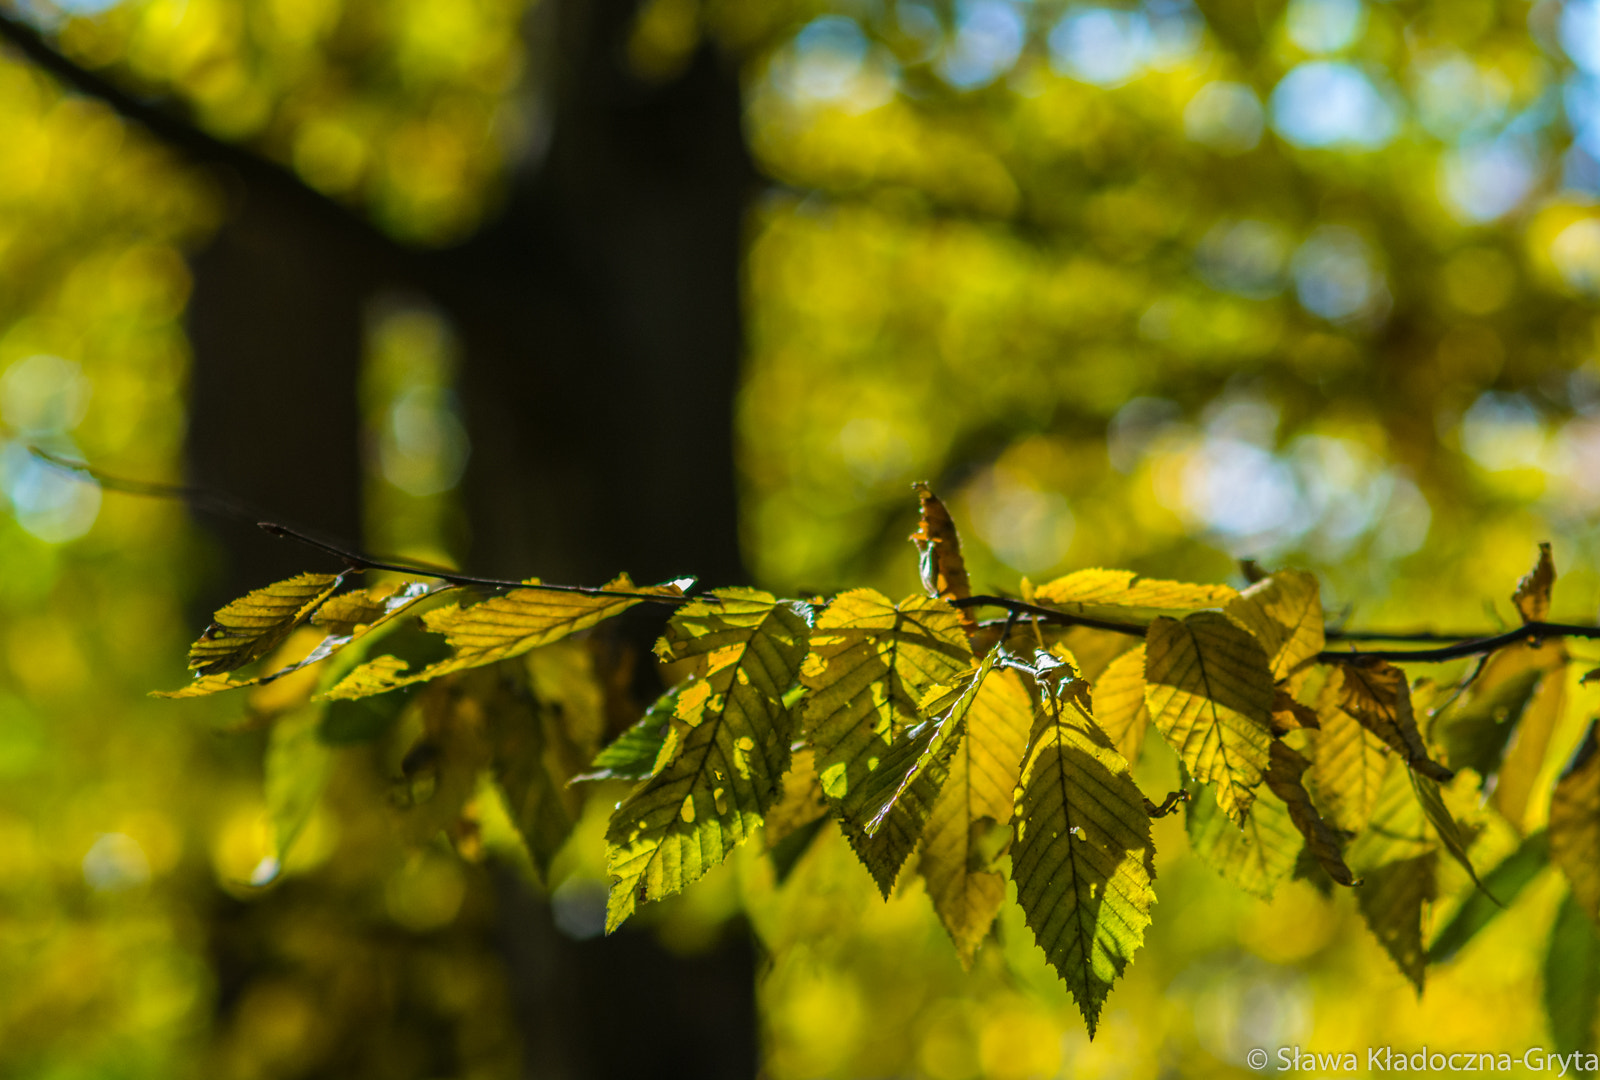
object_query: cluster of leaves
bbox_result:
[161,489,1600,1040]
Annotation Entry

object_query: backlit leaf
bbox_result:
[765,746,830,850]
[605,590,810,931]
[572,685,679,784]
[326,575,686,699]
[257,703,334,885]
[1092,645,1149,767]
[800,589,973,895]
[1271,687,1320,734]
[1358,853,1438,994]
[1409,770,1487,892]
[920,666,1033,966]
[1513,542,1555,625]
[1544,890,1600,1060]
[1143,612,1275,824]
[1185,773,1300,901]
[1224,569,1324,679]
[1012,674,1157,1037]
[1551,720,1600,922]
[1312,671,1392,833]
[486,675,583,882]
[158,581,443,698]
[1440,664,1541,779]
[857,649,1000,838]
[1490,645,1569,832]
[185,572,343,675]
[1334,661,1454,782]
[1033,568,1237,627]
[1263,741,1356,887]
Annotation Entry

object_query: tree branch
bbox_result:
[0,6,424,268]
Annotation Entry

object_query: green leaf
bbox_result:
[1091,645,1149,767]
[1311,672,1392,833]
[1409,770,1487,894]
[1332,661,1454,782]
[183,572,344,676]
[1491,645,1570,833]
[1551,720,1600,923]
[489,681,582,884]
[1347,757,1430,869]
[1143,612,1275,825]
[1012,673,1157,1038]
[1185,773,1301,901]
[1263,740,1357,887]
[1545,889,1600,1065]
[920,666,1033,966]
[1357,853,1438,994]
[1439,666,1541,778]
[256,703,334,885]
[605,590,810,931]
[326,575,686,698]
[799,589,973,896]
[572,685,680,783]
[857,648,1001,838]
[1429,830,1549,964]
[1224,569,1324,680]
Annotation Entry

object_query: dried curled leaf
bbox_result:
[1512,542,1555,625]
[185,573,343,676]
[1551,720,1600,922]
[800,590,973,895]
[910,482,974,633]
[605,590,810,932]
[1263,741,1357,887]
[1012,674,1157,1038]
[920,666,1033,967]
[1143,612,1275,825]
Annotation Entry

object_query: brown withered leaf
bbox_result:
[1335,661,1454,782]
[1271,687,1321,734]
[1512,542,1555,625]
[910,482,975,634]
[1263,741,1357,887]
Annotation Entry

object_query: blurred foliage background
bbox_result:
[1,0,1599,1075]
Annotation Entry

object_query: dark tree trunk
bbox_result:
[177,0,759,1075]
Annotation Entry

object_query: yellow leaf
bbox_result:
[1311,670,1392,833]
[919,667,1033,966]
[765,747,829,850]
[1486,644,1569,832]
[1513,542,1556,625]
[1224,569,1324,679]
[158,581,443,699]
[1551,720,1600,922]
[185,572,343,675]
[605,591,810,931]
[800,589,973,896]
[1012,675,1157,1037]
[1186,774,1301,901]
[1334,661,1454,782]
[1091,645,1149,768]
[325,575,684,699]
[1143,612,1275,824]
[1033,568,1237,627]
